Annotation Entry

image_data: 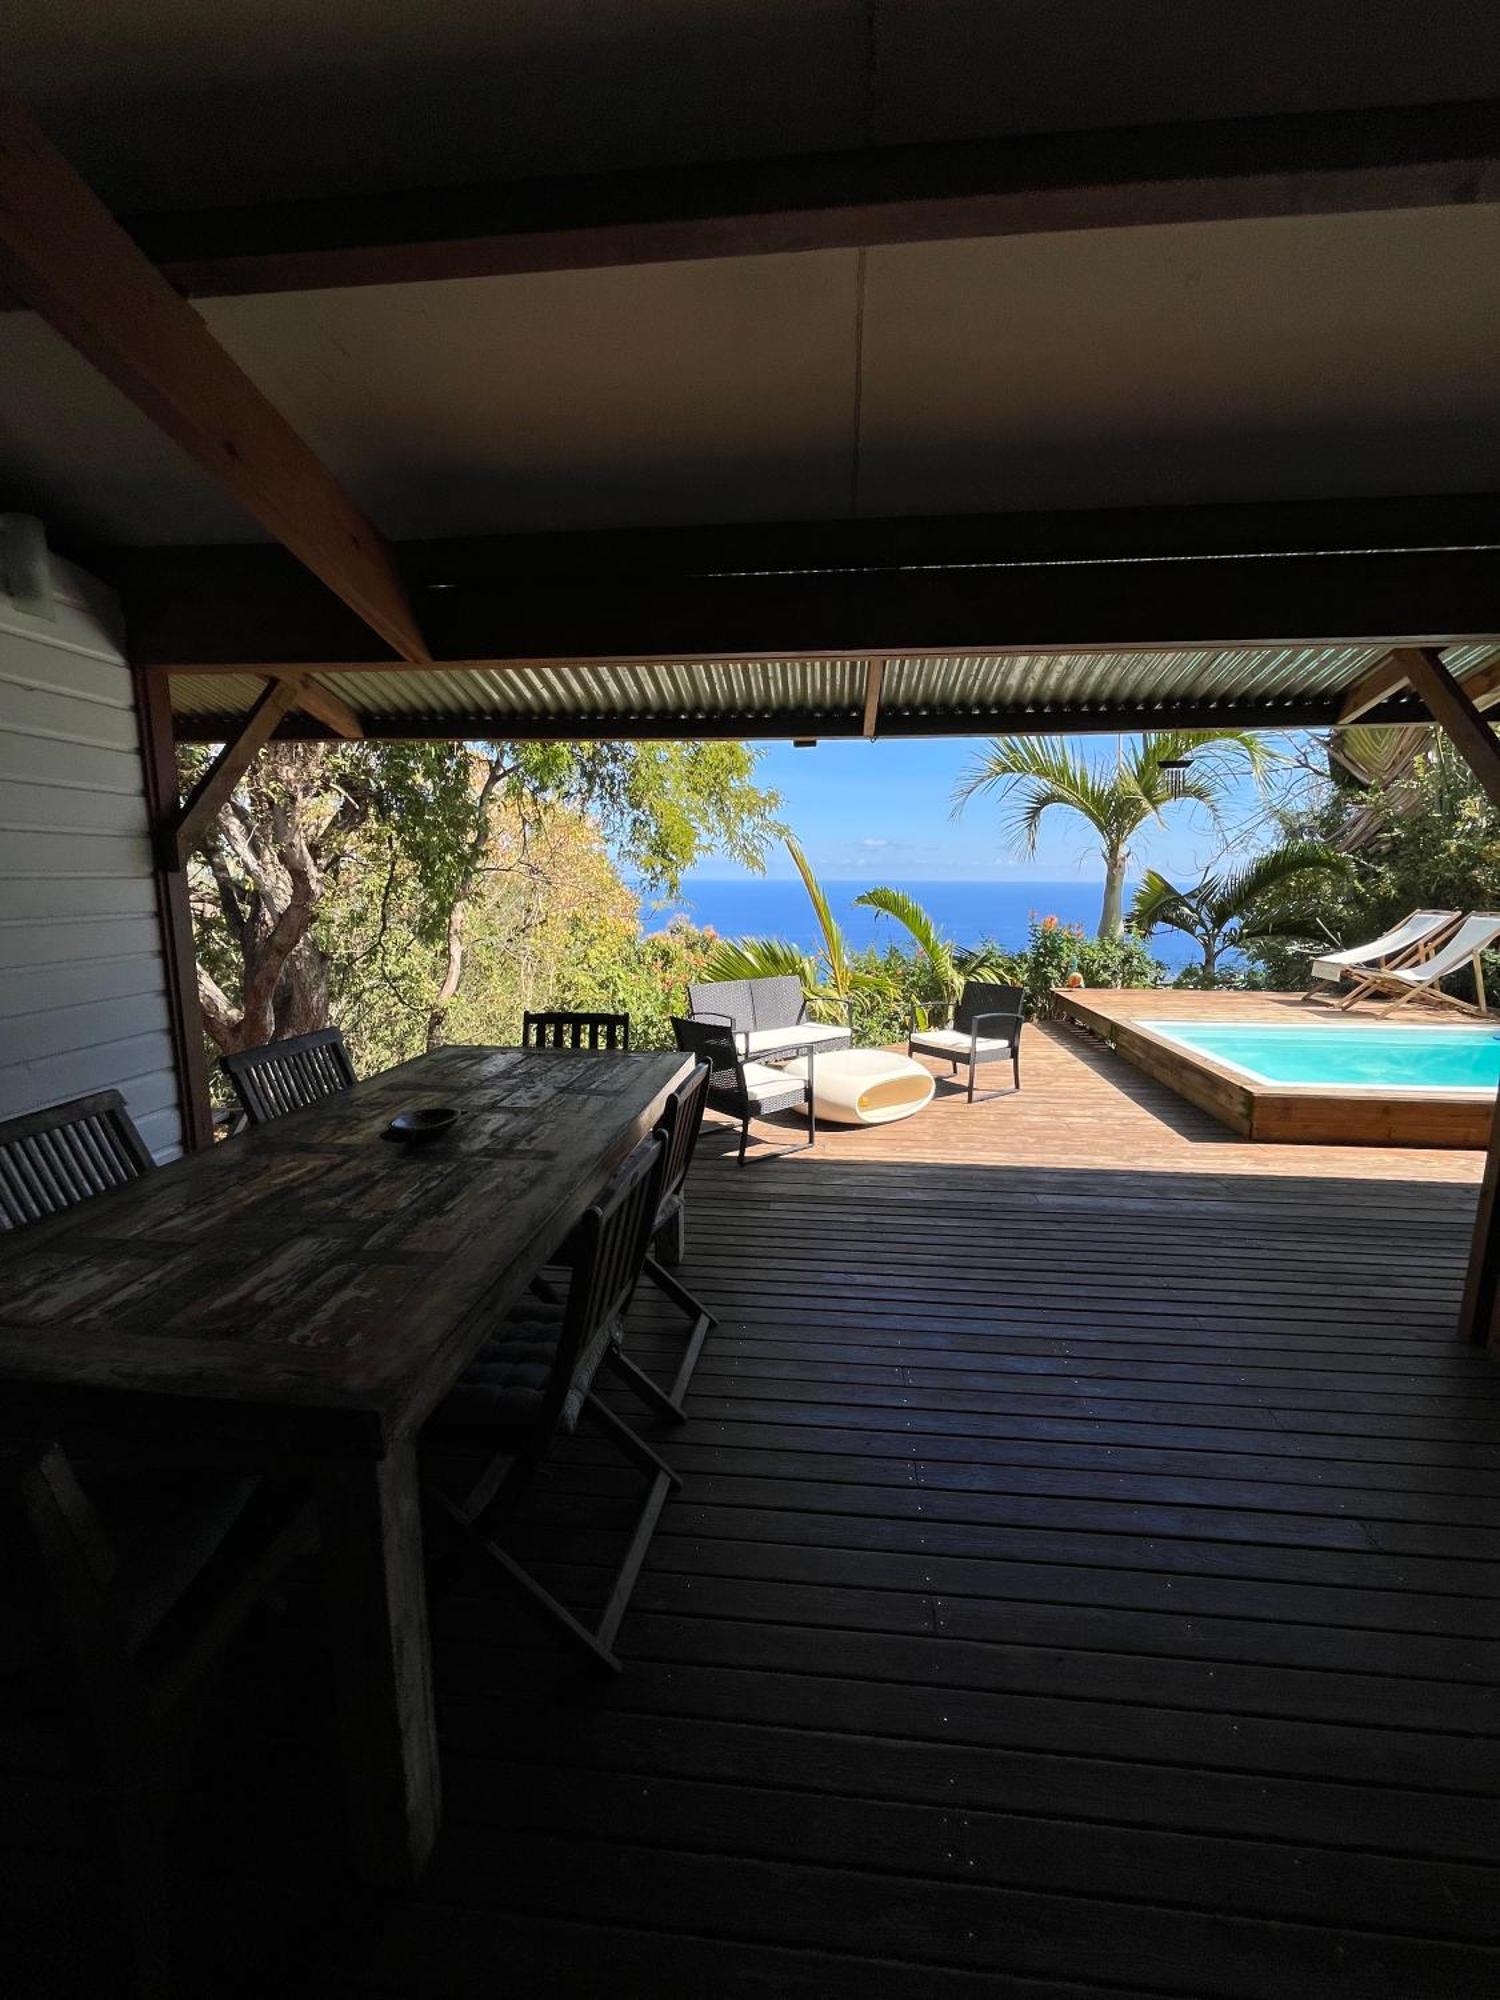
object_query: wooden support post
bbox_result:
[1398,645,1500,1352]
[1460,1094,1500,1350]
[0,94,429,666]
[169,676,306,869]
[132,669,215,1151]
[862,660,885,740]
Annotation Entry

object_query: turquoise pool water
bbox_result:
[1143,1022,1500,1091]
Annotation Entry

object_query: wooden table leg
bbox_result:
[318,1441,440,1889]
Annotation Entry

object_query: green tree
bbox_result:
[1250,734,1500,997]
[186,737,780,1059]
[1129,841,1347,982]
[953,730,1274,937]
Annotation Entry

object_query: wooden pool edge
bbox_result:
[1053,989,1492,1147]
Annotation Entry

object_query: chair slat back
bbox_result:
[220,1027,358,1126]
[654,1062,712,1210]
[544,1135,664,1426]
[522,1011,631,1052]
[672,1017,745,1109]
[0,1090,155,1232]
[954,981,1026,1036]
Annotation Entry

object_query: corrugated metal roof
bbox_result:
[168,644,1500,738]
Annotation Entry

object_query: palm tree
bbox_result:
[1129,841,1347,981]
[953,730,1274,937]
[702,834,888,1015]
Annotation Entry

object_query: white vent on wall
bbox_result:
[0,513,57,622]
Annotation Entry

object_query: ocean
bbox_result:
[635,878,1201,972]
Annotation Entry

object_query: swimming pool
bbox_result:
[1142,1021,1500,1092]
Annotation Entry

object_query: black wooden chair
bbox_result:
[0,1090,155,1231]
[908,981,1026,1103]
[0,1440,314,1995]
[424,1133,676,1672]
[521,1010,631,1052]
[219,1026,357,1126]
[604,1061,716,1424]
[672,1016,815,1164]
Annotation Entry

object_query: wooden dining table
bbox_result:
[0,1043,691,1889]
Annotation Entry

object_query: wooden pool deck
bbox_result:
[20,1024,1497,1997]
[1053,986,1496,1148]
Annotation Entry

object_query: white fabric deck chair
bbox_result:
[1305,909,1459,998]
[1340,912,1500,1015]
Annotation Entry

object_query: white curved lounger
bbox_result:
[1308,909,1459,992]
[782,1050,935,1126]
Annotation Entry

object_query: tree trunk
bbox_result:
[424,755,507,1052]
[1098,850,1128,938]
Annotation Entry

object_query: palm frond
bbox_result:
[953,737,1137,856]
[702,934,814,984]
[1202,840,1346,931]
[785,834,854,994]
[855,886,959,997]
[1129,868,1197,934]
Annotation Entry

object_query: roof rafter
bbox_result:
[0,94,429,666]
[80,97,1500,300]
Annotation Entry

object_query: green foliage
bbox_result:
[953,729,1275,935]
[187,734,781,1072]
[1249,736,1500,1000]
[1129,840,1347,982]
[702,836,893,1021]
[1018,915,1164,1018]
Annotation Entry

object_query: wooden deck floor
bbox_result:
[306,1025,1497,1998]
[21,1025,1500,1996]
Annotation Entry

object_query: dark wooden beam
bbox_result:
[97,494,1500,674]
[0,95,429,666]
[862,660,885,739]
[85,98,1500,299]
[132,668,215,1151]
[1337,651,1411,724]
[170,676,306,866]
[1400,646,1500,812]
[278,674,364,739]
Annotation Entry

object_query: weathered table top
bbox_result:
[0,1045,689,1453]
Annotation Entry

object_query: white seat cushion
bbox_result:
[910,1028,1012,1056]
[740,1060,803,1093]
[740,1022,849,1056]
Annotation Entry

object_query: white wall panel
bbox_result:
[0,554,184,1159]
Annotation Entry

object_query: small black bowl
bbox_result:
[384,1106,459,1145]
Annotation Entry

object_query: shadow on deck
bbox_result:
[9,1030,1499,1998]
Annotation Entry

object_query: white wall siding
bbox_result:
[0,555,185,1161]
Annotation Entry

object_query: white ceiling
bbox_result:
[3,205,1499,547]
[1,4,1498,550]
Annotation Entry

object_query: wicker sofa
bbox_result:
[685,974,854,1064]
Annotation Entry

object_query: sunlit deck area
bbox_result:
[52,1021,1488,1999]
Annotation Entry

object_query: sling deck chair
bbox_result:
[1303,909,1459,1001]
[1340,912,1500,1015]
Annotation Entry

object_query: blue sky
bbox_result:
[706,733,1279,883]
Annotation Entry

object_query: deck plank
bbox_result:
[16,1020,1498,1996]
